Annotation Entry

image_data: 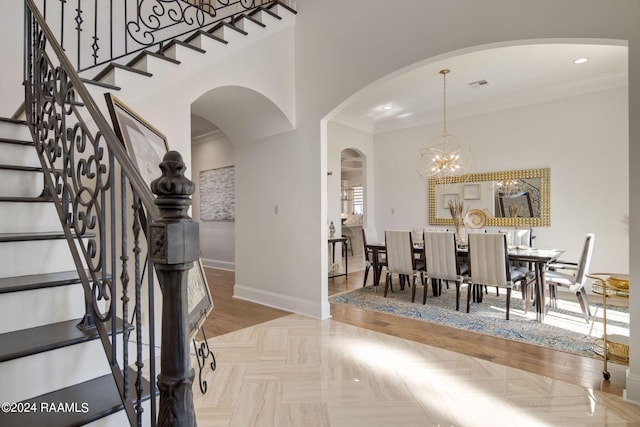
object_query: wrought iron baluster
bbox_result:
[120,169,130,400]
[34,0,291,72]
[132,193,145,424]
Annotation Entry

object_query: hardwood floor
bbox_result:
[201,267,290,339]
[201,264,627,397]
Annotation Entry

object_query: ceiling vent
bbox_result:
[468,79,489,88]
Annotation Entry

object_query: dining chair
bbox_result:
[423,231,466,310]
[362,227,386,288]
[466,233,514,320]
[499,228,533,301]
[546,233,595,322]
[384,230,425,300]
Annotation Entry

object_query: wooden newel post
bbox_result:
[150,151,200,426]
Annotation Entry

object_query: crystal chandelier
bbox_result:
[416,69,472,183]
[496,179,526,198]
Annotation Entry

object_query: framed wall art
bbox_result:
[187,259,214,338]
[105,93,169,190]
[200,166,235,221]
[463,183,481,200]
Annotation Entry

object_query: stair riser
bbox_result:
[0,143,40,168]
[0,284,86,334]
[0,240,79,278]
[0,202,62,233]
[0,169,44,198]
[0,121,31,141]
[0,340,112,403]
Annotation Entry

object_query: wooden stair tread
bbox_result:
[0,231,95,242]
[0,164,43,172]
[184,29,228,45]
[233,13,266,28]
[0,369,153,427]
[161,39,206,55]
[249,5,282,20]
[127,50,181,68]
[0,317,126,363]
[79,78,121,91]
[209,21,248,36]
[0,270,84,294]
[93,63,152,82]
[0,137,33,146]
[269,0,297,15]
[0,117,27,126]
[0,195,52,203]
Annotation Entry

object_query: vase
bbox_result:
[455,224,467,246]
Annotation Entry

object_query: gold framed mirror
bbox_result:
[428,168,550,227]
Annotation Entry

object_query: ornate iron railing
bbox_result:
[32,0,291,72]
[24,0,200,425]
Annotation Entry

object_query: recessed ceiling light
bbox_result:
[573,57,589,64]
[383,105,392,110]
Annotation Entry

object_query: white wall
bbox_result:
[0,1,25,117]
[373,87,629,274]
[192,133,236,270]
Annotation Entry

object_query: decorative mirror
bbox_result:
[428,168,550,227]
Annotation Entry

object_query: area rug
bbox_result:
[329,284,629,360]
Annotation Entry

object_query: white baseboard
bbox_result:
[234,284,330,320]
[201,258,235,271]
[624,369,640,406]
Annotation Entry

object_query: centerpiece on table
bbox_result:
[448,199,468,246]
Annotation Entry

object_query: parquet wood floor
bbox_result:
[201,265,627,398]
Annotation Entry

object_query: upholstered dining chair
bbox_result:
[362,227,386,288]
[546,233,595,322]
[498,228,533,301]
[423,231,466,310]
[466,233,514,320]
[384,230,425,301]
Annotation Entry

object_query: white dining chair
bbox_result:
[467,233,514,320]
[423,231,466,310]
[384,230,425,300]
[546,233,595,322]
[362,227,386,288]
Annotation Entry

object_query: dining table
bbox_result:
[365,242,564,322]
[504,247,564,322]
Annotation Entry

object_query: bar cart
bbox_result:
[587,273,629,380]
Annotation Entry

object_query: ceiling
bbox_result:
[334,43,628,134]
[191,43,628,140]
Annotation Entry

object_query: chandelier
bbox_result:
[416,69,471,183]
[496,179,526,198]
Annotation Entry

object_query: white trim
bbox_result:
[624,369,640,405]
[331,111,375,134]
[201,258,235,271]
[234,284,330,320]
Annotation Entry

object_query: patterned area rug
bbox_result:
[330,283,629,359]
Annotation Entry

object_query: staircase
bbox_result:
[0,1,296,425]
[0,118,144,426]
